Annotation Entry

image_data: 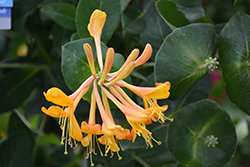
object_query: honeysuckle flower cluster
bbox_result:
[41,9,173,166]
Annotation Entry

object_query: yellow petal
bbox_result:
[81,135,91,147]
[70,114,83,141]
[41,106,69,118]
[87,9,107,38]
[44,87,73,106]
[145,84,170,99]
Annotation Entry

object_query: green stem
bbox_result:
[129,151,151,167]
[0,63,48,70]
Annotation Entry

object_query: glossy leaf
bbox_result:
[219,13,250,115]
[41,2,76,30]
[75,0,120,43]
[61,38,124,102]
[156,0,190,29]
[168,0,205,21]
[140,0,172,58]
[155,23,216,97]
[168,100,237,167]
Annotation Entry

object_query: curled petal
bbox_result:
[135,44,152,67]
[145,84,170,99]
[43,87,73,106]
[41,106,69,118]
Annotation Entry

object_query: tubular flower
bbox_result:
[115,80,173,123]
[41,76,94,154]
[41,9,172,166]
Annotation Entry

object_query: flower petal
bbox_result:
[44,87,73,106]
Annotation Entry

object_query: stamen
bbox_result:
[117,151,122,160]
[95,135,103,156]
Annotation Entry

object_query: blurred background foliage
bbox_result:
[0,0,250,167]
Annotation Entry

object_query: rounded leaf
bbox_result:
[219,13,250,115]
[167,100,237,167]
[155,23,216,97]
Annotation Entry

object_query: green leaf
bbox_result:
[167,0,205,21]
[75,0,121,43]
[234,0,245,5]
[121,6,144,34]
[120,0,131,12]
[61,38,124,102]
[156,0,190,30]
[0,68,39,113]
[167,100,237,167]
[0,131,33,167]
[41,2,76,30]
[155,23,216,98]
[219,13,250,115]
[12,0,41,32]
[0,111,34,167]
[140,0,172,59]
[51,24,75,52]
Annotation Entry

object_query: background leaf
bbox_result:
[0,111,34,167]
[41,2,77,30]
[12,0,41,32]
[0,64,39,113]
[75,0,121,43]
[219,13,250,115]
[156,0,190,29]
[155,23,216,98]
[140,0,172,59]
[167,0,205,21]
[167,100,237,167]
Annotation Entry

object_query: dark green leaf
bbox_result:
[0,68,39,113]
[61,38,124,102]
[120,0,131,12]
[219,13,250,115]
[156,0,190,29]
[140,0,172,59]
[0,131,33,167]
[168,100,237,167]
[12,0,41,31]
[0,111,34,167]
[168,0,205,21]
[51,24,75,52]
[41,2,76,30]
[75,0,120,43]
[155,24,216,97]
[122,7,144,34]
